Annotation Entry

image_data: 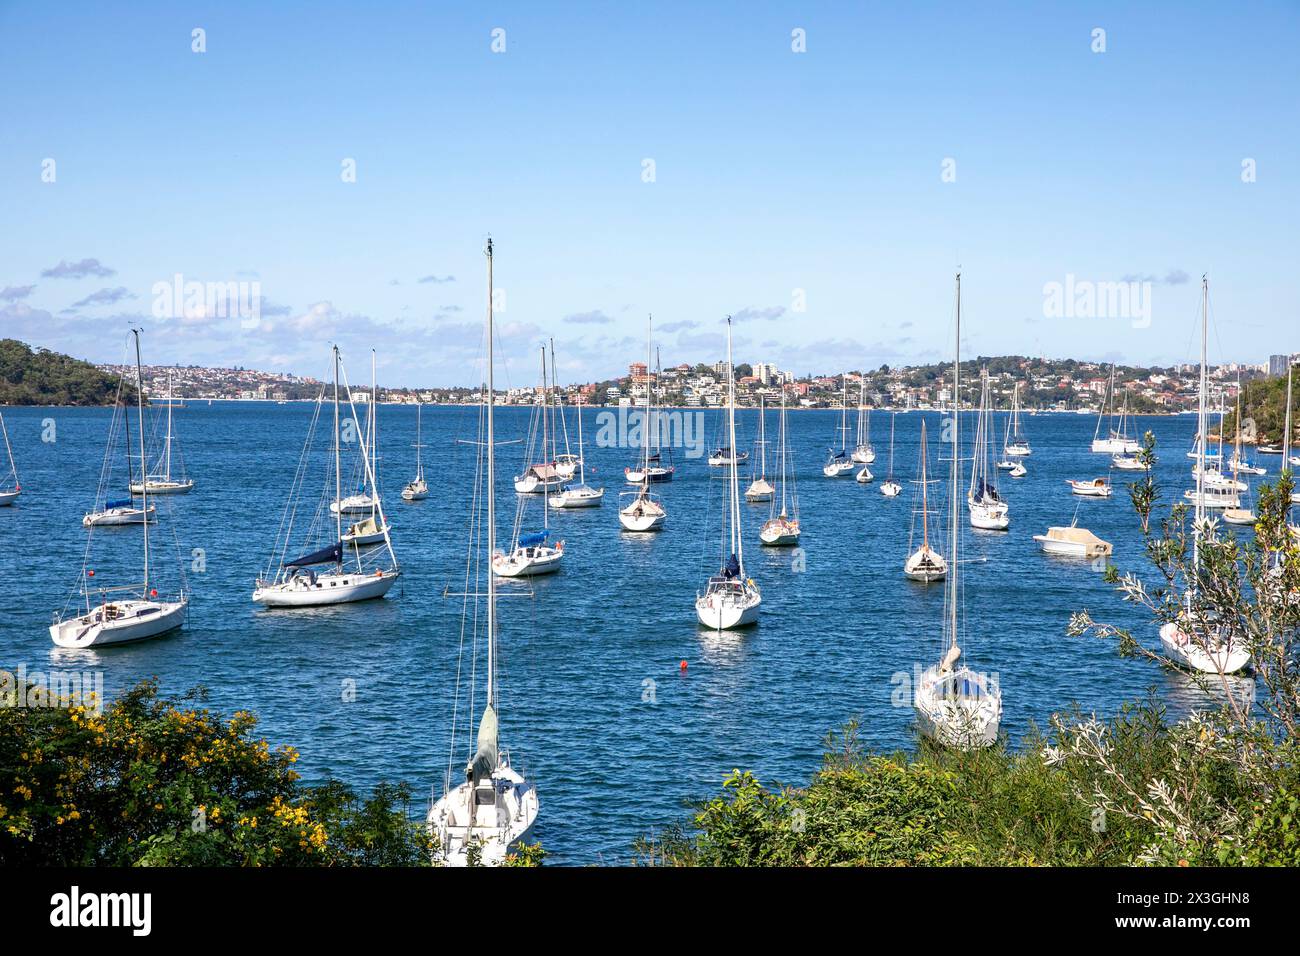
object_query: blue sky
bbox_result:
[2,1,1296,386]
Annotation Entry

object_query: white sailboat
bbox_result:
[880,412,902,497]
[129,369,194,495]
[696,317,761,628]
[551,392,604,508]
[1003,382,1031,456]
[401,403,429,501]
[342,351,393,546]
[851,377,876,463]
[620,315,667,531]
[1222,378,1256,526]
[624,333,676,484]
[744,397,775,501]
[1090,371,1140,453]
[253,347,400,607]
[759,390,800,546]
[429,237,539,867]
[1160,276,1251,674]
[496,347,565,577]
[52,330,188,647]
[904,420,947,582]
[914,272,1002,748]
[83,365,155,527]
[0,408,21,506]
[822,377,854,477]
[551,339,581,481]
[513,349,568,496]
[968,368,1010,530]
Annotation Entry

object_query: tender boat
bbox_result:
[1033,523,1112,558]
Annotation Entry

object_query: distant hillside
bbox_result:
[0,339,136,406]
[1225,364,1299,445]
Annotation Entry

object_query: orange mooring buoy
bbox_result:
[679,660,688,672]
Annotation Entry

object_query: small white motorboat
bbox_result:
[881,479,902,496]
[1008,461,1026,478]
[1222,507,1256,526]
[1111,453,1146,471]
[854,466,874,483]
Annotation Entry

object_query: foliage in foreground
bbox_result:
[642,435,1300,867]
[0,680,435,866]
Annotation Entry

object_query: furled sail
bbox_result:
[286,541,342,567]
[469,703,499,783]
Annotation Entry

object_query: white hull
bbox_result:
[1092,438,1140,454]
[904,546,947,582]
[854,467,874,483]
[914,665,1001,750]
[744,478,774,502]
[880,480,902,497]
[1111,455,1147,471]
[83,505,155,526]
[1159,621,1250,674]
[128,479,194,495]
[550,486,604,508]
[1068,480,1112,498]
[1228,458,1265,476]
[968,498,1010,530]
[492,545,563,577]
[331,495,377,515]
[695,586,761,629]
[428,763,539,867]
[555,455,580,480]
[851,446,876,464]
[1183,488,1239,509]
[624,466,673,484]
[1221,508,1256,526]
[1033,530,1112,558]
[707,454,748,467]
[823,459,854,478]
[253,569,399,606]
[513,475,567,494]
[619,504,665,531]
[50,597,187,648]
[342,525,391,546]
[0,489,17,506]
[1004,443,1031,457]
[401,479,429,501]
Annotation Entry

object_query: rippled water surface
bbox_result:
[1,401,1252,863]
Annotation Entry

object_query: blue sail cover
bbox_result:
[723,553,740,579]
[106,498,134,509]
[286,541,343,567]
[517,530,550,547]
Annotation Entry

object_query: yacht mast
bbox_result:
[726,317,742,569]
[333,346,342,564]
[949,273,961,653]
[485,239,497,708]
[1194,275,1208,569]
[132,330,150,590]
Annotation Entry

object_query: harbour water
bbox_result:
[0,402,1247,864]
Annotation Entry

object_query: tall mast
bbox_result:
[949,272,961,652]
[0,409,15,487]
[726,317,742,568]
[539,346,550,523]
[778,390,788,517]
[920,420,930,547]
[840,378,848,451]
[758,396,766,477]
[485,238,496,708]
[1194,276,1208,572]
[550,337,570,460]
[371,349,378,505]
[132,330,150,590]
[333,346,342,561]
[888,412,895,480]
[576,393,586,485]
[643,315,653,474]
[164,369,174,481]
[415,403,423,479]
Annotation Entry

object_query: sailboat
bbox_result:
[914,271,1002,749]
[851,377,876,463]
[968,368,1010,530]
[1223,377,1256,526]
[904,420,947,582]
[252,347,401,606]
[341,352,393,546]
[1283,362,1300,511]
[551,340,581,481]
[83,366,156,527]
[880,412,902,497]
[129,369,195,494]
[51,330,188,647]
[550,393,604,508]
[1160,277,1251,674]
[1003,382,1031,456]
[401,403,429,501]
[620,316,667,530]
[822,377,854,477]
[496,347,565,576]
[513,350,568,495]
[428,237,539,866]
[759,390,800,545]
[696,317,761,628]
[0,409,20,506]
[1090,370,1140,453]
[625,334,675,484]
[744,397,775,501]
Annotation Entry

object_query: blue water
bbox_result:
[0,401,1249,863]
